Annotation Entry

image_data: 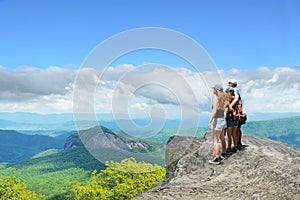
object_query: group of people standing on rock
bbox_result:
[208,78,246,165]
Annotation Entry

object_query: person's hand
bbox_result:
[208,122,211,130]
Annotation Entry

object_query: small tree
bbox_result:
[72,158,166,200]
[0,171,44,200]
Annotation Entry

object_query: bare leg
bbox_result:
[227,127,233,149]
[237,127,242,145]
[232,126,238,148]
[219,128,226,154]
[213,129,222,157]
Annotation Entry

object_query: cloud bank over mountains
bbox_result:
[0,65,299,118]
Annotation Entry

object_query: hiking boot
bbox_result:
[209,157,221,165]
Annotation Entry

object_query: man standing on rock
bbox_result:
[224,86,238,154]
[228,78,244,150]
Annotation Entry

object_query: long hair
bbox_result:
[216,90,226,110]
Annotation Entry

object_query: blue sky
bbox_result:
[0,0,300,116]
[1,0,299,70]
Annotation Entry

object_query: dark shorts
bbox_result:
[226,118,238,128]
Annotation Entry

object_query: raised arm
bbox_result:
[229,89,239,110]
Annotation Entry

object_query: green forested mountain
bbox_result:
[1,117,299,199]
[0,130,72,163]
[1,146,105,199]
[242,116,300,148]
[0,126,163,199]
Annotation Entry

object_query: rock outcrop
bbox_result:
[64,126,152,152]
[138,132,300,200]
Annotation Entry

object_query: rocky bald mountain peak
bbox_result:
[64,126,151,152]
[138,132,300,200]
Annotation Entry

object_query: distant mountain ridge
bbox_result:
[2,111,299,133]
[0,130,71,163]
[1,114,300,164]
[242,116,300,148]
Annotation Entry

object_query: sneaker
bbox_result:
[238,143,249,150]
[220,153,229,159]
[237,145,245,150]
[231,147,238,153]
[209,157,221,165]
[237,143,244,150]
[226,148,232,153]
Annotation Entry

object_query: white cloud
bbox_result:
[131,102,149,111]
[0,66,75,101]
[0,65,300,116]
[266,73,278,84]
[226,67,300,113]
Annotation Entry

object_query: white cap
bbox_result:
[228,78,238,85]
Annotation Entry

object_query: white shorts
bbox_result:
[211,117,226,131]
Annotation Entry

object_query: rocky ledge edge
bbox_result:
[138,132,300,200]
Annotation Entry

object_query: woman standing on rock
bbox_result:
[208,84,226,165]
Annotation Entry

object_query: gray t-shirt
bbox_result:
[215,109,225,118]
